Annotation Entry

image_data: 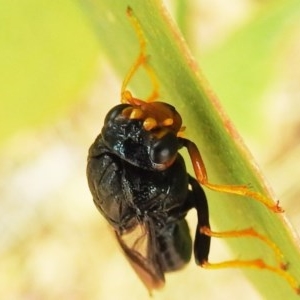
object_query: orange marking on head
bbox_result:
[143,117,158,131]
[130,108,144,119]
[162,118,174,126]
[121,97,183,134]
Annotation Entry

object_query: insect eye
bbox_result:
[150,132,179,165]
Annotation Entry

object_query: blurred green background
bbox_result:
[1,0,300,299]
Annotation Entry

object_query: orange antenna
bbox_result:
[121,7,159,104]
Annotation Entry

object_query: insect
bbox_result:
[86,6,299,294]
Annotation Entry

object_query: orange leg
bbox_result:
[121,7,159,104]
[200,226,285,268]
[200,226,300,294]
[181,138,283,213]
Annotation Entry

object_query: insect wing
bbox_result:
[115,221,165,291]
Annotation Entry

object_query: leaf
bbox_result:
[79,0,300,298]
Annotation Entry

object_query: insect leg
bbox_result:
[180,137,283,213]
[121,7,159,104]
[199,226,300,294]
[201,226,286,268]
[188,175,211,265]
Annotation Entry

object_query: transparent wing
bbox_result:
[115,221,165,291]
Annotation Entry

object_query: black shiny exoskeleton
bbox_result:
[87,102,211,290]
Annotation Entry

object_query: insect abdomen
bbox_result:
[157,219,192,272]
